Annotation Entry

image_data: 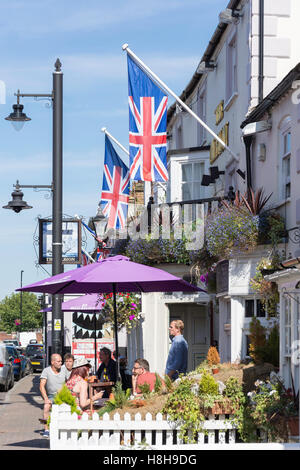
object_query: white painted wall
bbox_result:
[251,88,300,259]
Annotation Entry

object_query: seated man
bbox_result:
[96,347,117,397]
[132,358,163,396]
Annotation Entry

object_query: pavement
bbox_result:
[0,373,50,451]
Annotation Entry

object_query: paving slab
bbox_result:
[0,374,49,450]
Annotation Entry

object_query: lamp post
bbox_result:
[4,59,64,357]
[20,270,24,337]
[88,207,110,260]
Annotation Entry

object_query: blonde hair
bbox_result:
[171,320,184,333]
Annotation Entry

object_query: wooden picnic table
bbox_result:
[88,381,114,413]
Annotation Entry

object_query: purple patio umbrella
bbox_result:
[41,293,105,371]
[18,255,204,377]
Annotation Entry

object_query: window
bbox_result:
[282,130,291,199]
[181,161,205,201]
[284,296,292,356]
[279,117,291,201]
[176,121,183,149]
[197,86,206,145]
[225,31,237,104]
[245,299,266,318]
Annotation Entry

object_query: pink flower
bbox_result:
[129,315,135,321]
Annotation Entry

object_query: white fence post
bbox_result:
[51,406,300,450]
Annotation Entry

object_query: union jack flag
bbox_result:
[127,55,168,182]
[100,135,130,230]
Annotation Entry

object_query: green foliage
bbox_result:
[197,371,222,410]
[249,318,279,367]
[53,384,81,415]
[162,377,204,443]
[98,381,131,417]
[205,207,260,259]
[250,255,281,317]
[163,374,174,393]
[198,370,219,396]
[223,377,245,405]
[0,292,42,332]
[154,373,163,394]
[102,292,142,331]
[138,382,151,398]
[125,234,192,266]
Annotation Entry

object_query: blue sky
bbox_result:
[0,0,227,301]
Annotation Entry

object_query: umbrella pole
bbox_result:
[112,283,120,381]
[94,312,97,374]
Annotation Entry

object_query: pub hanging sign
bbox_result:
[38,218,82,265]
[210,122,229,164]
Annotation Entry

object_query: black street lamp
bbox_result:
[88,207,110,260]
[89,207,108,243]
[20,270,24,334]
[3,181,33,212]
[4,59,64,357]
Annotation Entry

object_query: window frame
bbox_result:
[278,116,292,203]
[181,160,205,202]
[225,27,238,108]
[197,82,207,146]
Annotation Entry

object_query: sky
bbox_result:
[0,0,228,302]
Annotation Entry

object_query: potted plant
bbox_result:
[206,346,220,373]
[211,364,220,375]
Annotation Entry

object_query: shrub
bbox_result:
[53,384,81,415]
[206,346,220,366]
[198,370,219,396]
[98,381,131,417]
[248,318,279,367]
[162,377,204,443]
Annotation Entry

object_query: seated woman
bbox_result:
[66,357,104,411]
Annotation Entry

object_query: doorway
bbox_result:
[168,303,209,372]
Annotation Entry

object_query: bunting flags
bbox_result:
[100,135,130,230]
[127,55,168,182]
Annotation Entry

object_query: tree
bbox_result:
[0,292,42,333]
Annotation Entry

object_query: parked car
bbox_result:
[25,344,45,372]
[0,344,14,391]
[5,345,23,380]
[3,339,21,347]
[16,347,33,376]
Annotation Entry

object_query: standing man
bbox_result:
[39,353,68,438]
[165,320,188,381]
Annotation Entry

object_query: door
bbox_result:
[169,303,209,373]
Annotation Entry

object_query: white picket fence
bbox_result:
[49,404,239,450]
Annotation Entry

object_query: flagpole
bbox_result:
[122,43,239,162]
[101,127,129,157]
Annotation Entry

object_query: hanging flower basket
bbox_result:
[101,292,142,332]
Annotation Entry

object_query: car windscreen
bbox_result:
[26,346,44,356]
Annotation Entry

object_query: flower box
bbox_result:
[209,399,235,415]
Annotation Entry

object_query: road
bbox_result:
[0,373,49,450]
